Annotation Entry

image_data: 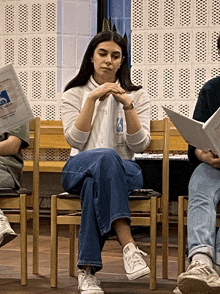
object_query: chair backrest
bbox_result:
[38,118,170,185]
[142,118,170,211]
[40,120,70,149]
[38,119,171,174]
[168,121,188,154]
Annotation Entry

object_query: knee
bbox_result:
[188,173,202,196]
[188,163,219,203]
[95,149,123,173]
[99,148,120,162]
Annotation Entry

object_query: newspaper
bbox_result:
[0,64,34,134]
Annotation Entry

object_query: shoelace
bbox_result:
[80,272,101,289]
[126,248,147,269]
[186,261,219,280]
[0,216,7,226]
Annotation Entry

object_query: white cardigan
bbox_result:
[61,77,151,160]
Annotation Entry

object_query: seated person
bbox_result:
[174,35,220,294]
[0,124,29,247]
[61,30,151,294]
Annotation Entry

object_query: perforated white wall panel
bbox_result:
[131,0,220,120]
[1,0,97,121]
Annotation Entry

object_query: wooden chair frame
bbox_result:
[48,117,171,290]
[0,117,40,285]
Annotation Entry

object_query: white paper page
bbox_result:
[203,107,220,156]
[162,106,217,154]
[0,64,34,134]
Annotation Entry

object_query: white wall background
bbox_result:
[0,0,97,120]
[131,0,220,120]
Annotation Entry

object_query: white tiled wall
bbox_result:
[1,0,97,120]
[131,0,220,120]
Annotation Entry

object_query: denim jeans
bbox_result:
[62,148,143,271]
[188,163,220,266]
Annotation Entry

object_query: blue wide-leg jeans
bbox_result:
[188,163,220,266]
[62,148,143,272]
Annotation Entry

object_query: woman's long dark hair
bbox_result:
[64,31,142,92]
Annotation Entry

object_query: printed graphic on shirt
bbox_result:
[117,117,123,132]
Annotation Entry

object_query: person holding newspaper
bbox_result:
[61,30,151,294]
[174,35,220,294]
[0,124,29,247]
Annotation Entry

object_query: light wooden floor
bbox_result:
[0,218,185,293]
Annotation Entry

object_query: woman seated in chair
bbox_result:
[61,30,151,293]
[0,124,29,247]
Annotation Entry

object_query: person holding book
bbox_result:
[174,35,220,294]
[61,30,151,293]
[0,124,29,247]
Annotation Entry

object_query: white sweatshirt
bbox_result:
[61,76,151,160]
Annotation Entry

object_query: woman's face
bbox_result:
[91,40,123,85]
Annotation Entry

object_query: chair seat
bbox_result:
[0,188,32,197]
[58,192,80,199]
[58,189,161,200]
[130,189,161,200]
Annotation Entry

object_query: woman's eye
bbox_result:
[99,53,106,57]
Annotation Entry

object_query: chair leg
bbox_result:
[33,191,39,275]
[20,194,27,286]
[162,202,169,279]
[51,195,58,288]
[178,196,186,275]
[69,224,77,277]
[150,196,157,290]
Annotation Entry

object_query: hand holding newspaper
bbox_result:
[162,106,220,157]
[0,64,34,134]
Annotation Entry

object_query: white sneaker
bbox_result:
[178,260,220,294]
[0,214,17,247]
[173,286,182,294]
[123,242,150,280]
[78,270,104,294]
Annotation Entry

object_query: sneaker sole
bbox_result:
[179,277,220,294]
[79,289,104,294]
[126,266,150,280]
[0,233,17,247]
[79,291,104,294]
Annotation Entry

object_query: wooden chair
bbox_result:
[49,117,171,290]
[0,117,40,285]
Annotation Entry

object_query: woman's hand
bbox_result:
[88,82,133,107]
[195,148,220,169]
[87,82,125,102]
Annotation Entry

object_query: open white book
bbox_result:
[162,106,220,157]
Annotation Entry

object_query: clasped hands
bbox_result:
[87,82,132,107]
